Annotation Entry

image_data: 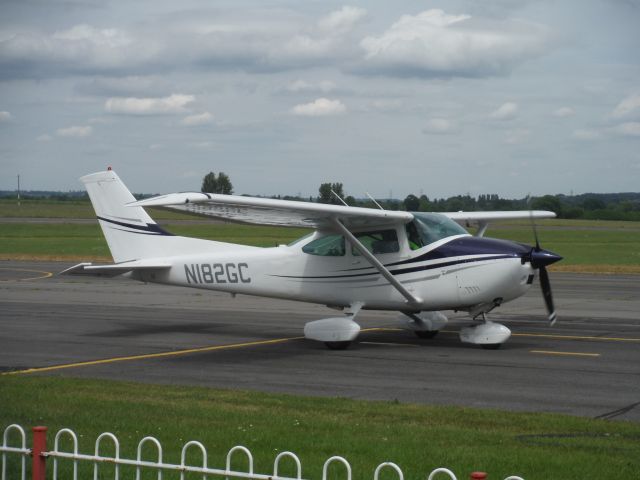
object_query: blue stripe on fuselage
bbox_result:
[388,236,529,267]
[274,237,529,280]
[97,216,174,236]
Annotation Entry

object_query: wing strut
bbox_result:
[331,218,422,306]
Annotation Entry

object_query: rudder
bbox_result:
[82,169,170,263]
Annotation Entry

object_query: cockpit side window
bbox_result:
[406,221,424,250]
[302,234,345,256]
[352,229,399,256]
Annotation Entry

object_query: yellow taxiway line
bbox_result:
[3,327,635,376]
[441,330,640,343]
[511,332,640,342]
[530,350,601,357]
[1,336,304,376]
[3,327,390,376]
[0,268,53,282]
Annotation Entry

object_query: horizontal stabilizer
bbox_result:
[60,260,172,277]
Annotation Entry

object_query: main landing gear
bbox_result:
[400,311,448,340]
[324,341,352,350]
[304,302,363,350]
[414,330,439,339]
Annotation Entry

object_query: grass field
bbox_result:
[0,198,193,220]
[2,201,639,479]
[1,215,639,272]
[1,376,639,480]
[0,223,311,260]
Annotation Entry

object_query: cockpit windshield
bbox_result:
[406,212,469,249]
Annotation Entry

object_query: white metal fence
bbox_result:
[1,424,524,480]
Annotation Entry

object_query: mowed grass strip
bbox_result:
[488,227,640,267]
[0,223,111,260]
[0,223,310,261]
[1,376,639,480]
[1,210,639,272]
[0,199,200,220]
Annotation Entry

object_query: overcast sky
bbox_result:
[1,0,639,199]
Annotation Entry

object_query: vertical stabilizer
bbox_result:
[81,169,171,263]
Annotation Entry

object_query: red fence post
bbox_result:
[31,426,47,480]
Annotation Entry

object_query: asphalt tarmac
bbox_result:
[1,260,639,421]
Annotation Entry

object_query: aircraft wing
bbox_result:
[129,193,413,229]
[60,259,172,277]
[442,211,556,222]
[442,210,556,237]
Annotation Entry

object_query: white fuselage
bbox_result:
[131,232,535,313]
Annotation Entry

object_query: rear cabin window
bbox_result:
[352,229,399,256]
[302,234,345,256]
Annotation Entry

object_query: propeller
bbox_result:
[538,265,557,326]
[526,201,562,326]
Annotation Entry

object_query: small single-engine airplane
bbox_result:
[63,168,562,350]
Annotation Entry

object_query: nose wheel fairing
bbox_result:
[459,319,511,349]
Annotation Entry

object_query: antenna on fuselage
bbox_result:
[365,192,384,210]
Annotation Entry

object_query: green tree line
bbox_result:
[3,172,640,221]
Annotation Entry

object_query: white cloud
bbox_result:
[317,6,366,34]
[278,35,337,61]
[188,141,214,149]
[275,6,365,63]
[56,125,93,137]
[36,134,52,142]
[553,107,575,118]
[181,112,213,126]
[105,94,194,115]
[422,118,457,134]
[0,111,12,122]
[87,117,111,124]
[609,122,640,137]
[358,9,549,77]
[610,93,640,119]
[291,98,346,116]
[0,9,354,79]
[366,99,405,112]
[489,102,518,121]
[0,24,152,79]
[75,76,172,98]
[572,129,601,141]
[287,79,336,93]
[504,128,530,144]
[52,24,131,47]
